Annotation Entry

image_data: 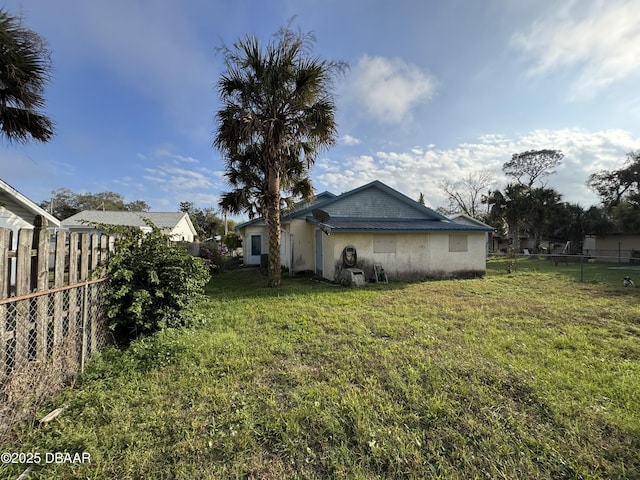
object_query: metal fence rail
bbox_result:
[0,278,109,444]
[489,252,640,285]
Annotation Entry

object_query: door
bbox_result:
[315,229,323,275]
[247,234,262,265]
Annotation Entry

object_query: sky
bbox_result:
[2,0,640,219]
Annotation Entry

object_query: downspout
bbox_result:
[289,233,294,275]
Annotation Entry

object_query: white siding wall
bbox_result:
[0,206,33,233]
[171,216,195,242]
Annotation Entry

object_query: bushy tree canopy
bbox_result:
[40,188,150,220]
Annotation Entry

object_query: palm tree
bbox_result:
[0,9,54,143]
[219,144,314,221]
[214,25,346,287]
[485,184,530,253]
[528,187,562,252]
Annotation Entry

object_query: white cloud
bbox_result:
[340,134,361,146]
[154,148,201,164]
[348,55,437,123]
[139,148,224,209]
[512,0,640,100]
[315,128,640,209]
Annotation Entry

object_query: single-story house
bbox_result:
[583,234,640,261]
[0,178,61,239]
[236,180,495,282]
[61,211,197,242]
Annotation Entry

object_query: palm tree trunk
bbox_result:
[266,166,281,287]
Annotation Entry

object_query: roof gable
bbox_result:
[447,213,495,230]
[0,179,61,228]
[236,191,337,229]
[293,180,449,221]
[235,180,493,233]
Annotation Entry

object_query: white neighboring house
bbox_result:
[61,211,197,242]
[1,179,61,287]
[0,178,61,239]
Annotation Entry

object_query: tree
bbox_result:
[582,205,615,236]
[587,151,640,233]
[611,192,640,233]
[543,202,586,245]
[527,187,562,251]
[417,192,425,205]
[218,144,314,221]
[0,9,54,143]
[41,188,150,220]
[503,149,564,187]
[484,184,530,253]
[438,171,495,217]
[587,151,640,208]
[215,24,346,287]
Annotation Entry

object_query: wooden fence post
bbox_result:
[53,230,66,350]
[14,229,33,369]
[0,228,10,299]
[80,234,90,281]
[32,216,49,362]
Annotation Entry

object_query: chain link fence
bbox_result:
[489,253,640,286]
[0,278,110,444]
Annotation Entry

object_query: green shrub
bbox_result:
[223,231,242,250]
[103,223,210,339]
[198,242,227,273]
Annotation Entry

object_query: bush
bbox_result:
[199,243,228,273]
[103,223,210,339]
[223,232,242,250]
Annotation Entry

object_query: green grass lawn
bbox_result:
[2,258,640,479]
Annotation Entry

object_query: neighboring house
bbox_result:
[583,234,640,261]
[1,179,61,287]
[0,178,61,238]
[61,211,197,242]
[447,213,495,256]
[236,180,494,282]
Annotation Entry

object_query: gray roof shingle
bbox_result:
[62,211,187,231]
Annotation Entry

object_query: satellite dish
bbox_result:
[312,208,333,235]
[312,208,330,223]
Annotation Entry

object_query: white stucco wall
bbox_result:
[288,219,315,272]
[323,231,487,282]
[583,234,640,258]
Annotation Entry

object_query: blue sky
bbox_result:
[2,0,640,218]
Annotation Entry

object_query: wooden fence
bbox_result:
[0,215,114,444]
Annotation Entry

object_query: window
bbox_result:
[251,235,261,256]
[374,235,396,253]
[449,233,468,252]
